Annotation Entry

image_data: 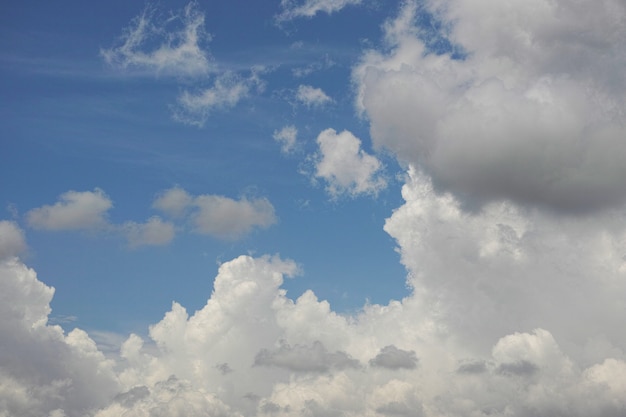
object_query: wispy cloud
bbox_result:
[100,2,212,77]
[273,125,298,154]
[276,0,363,21]
[312,128,386,198]
[296,84,332,108]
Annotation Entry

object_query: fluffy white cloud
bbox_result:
[296,85,332,108]
[26,189,112,231]
[276,0,363,21]
[100,2,212,77]
[354,0,626,212]
[0,220,27,260]
[154,188,277,240]
[273,125,298,154]
[122,216,176,248]
[313,128,386,197]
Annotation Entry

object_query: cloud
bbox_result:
[122,216,176,248]
[100,2,212,77]
[276,0,363,21]
[295,85,332,108]
[313,128,386,197]
[369,345,418,370]
[154,188,277,240]
[173,70,265,127]
[0,221,27,260]
[273,125,298,154]
[354,0,626,212]
[26,189,112,231]
[254,341,360,372]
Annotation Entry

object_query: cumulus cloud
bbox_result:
[313,128,386,197]
[369,345,418,370]
[273,125,298,154]
[295,85,332,108]
[276,0,363,21]
[122,216,176,248]
[154,188,277,240]
[100,2,212,77]
[173,70,265,127]
[354,0,626,212]
[0,221,27,260]
[26,189,112,231]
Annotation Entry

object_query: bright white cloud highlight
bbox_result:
[154,188,277,240]
[273,125,298,154]
[100,2,212,77]
[313,128,386,197]
[26,189,112,231]
[277,0,363,21]
[296,85,332,108]
[354,0,626,212]
[0,221,27,260]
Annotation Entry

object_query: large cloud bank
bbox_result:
[354,0,626,212]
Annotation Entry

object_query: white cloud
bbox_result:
[273,125,298,154]
[153,188,277,240]
[26,189,112,231]
[276,0,363,21]
[295,85,332,108]
[173,71,265,127]
[100,2,212,77]
[122,216,176,248]
[313,128,386,197]
[0,221,27,260]
[354,0,626,212]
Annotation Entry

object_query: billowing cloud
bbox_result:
[0,221,27,260]
[154,188,277,240]
[296,85,332,108]
[122,216,176,248]
[26,189,112,231]
[173,70,265,127]
[354,0,626,212]
[313,128,386,197]
[100,2,212,77]
[254,341,360,372]
[276,0,363,21]
[273,125,298,154]
[369,345,418,370]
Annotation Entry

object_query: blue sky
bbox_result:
[2,1,626,416]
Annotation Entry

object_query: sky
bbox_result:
[1,0,626,416]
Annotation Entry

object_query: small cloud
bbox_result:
[273,125,298,154]
[296,85,332,108]
[456,360,488,374]
[152,187,193,218]
[369,345,418,370]
[215,363,233,375]
[313,128,386,198]
[496,360,539,376]
[254,340,360,373]
[173,71,265,127]
[101,2,212,77]
[0,221,27,260]
[276,0,363,22]
[122,216,176,248]
[26,189,112,231]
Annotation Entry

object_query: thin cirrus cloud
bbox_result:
[295,84,332,108]
[100,2,212,77]
[276,0,363,21]
[353,0,626,213]
[313,128,386,198]
[153,187,277,240]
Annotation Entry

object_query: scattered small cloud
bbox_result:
[313,128,386,198]
[273,125,298,154]
[296,84,332,108]
[369,345,418,370]
[26,189,112,231]
[122,216,176,248]
[276,0,363,22]
[0,221,27,260]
